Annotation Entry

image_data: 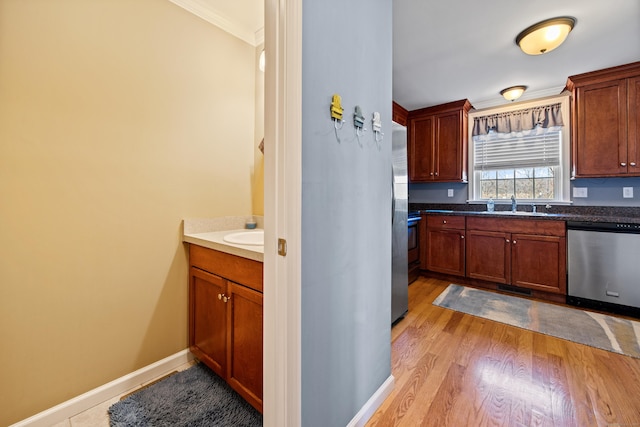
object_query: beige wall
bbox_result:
[0,1,257,424]
[252,45,265,216]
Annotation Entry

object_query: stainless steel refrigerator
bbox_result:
[391,121,409,324]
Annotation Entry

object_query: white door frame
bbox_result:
[263,0,302,426]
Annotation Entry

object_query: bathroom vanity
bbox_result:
[183,218,264,413]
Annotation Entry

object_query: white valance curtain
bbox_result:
[472,103,563,137]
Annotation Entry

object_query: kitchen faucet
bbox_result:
[511,195,517,212]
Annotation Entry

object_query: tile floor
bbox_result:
[49,360,196,427]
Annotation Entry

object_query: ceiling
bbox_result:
[174,0,640,110]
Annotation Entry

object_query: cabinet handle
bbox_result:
[621,162,627,166]
[631,162,637,167]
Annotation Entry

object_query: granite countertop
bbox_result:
[183,217,264,262]
[411,204,640,225]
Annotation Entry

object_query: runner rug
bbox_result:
[433,284,640,359]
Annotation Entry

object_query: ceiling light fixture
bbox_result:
[516,16,576,55]
[500,85,527,102]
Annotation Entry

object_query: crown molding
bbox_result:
[169,0,263,47]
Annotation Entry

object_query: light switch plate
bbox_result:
[623,187,634,198]
[573,187,588,198]
[447,189,454,197]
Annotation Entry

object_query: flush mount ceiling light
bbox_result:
[516,16,576,55]
[500,85,527,101]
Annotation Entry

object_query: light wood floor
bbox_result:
[366,277,640,427]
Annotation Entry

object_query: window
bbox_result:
[468,95,570,203]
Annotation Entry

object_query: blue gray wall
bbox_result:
[301,0,393,426]
[410,178,640,207]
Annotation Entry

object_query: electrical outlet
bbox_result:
[623,187,634,198]
[447,189,454,197]
[573,187,588,198]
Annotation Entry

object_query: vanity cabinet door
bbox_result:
[189,267,227,378]
[227,281,263,413]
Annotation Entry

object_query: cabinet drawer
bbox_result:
[427,214,465,230]
[466,216,565,236]
[190,245,263,292]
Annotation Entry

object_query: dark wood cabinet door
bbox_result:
[409,115,435,181]
[465,230,510,284]
[575,79,628,177]
[426,228,465,276]
[434,111,463,181]
[628,76,640,174]
[189,267,227,378]
[511,234,566,294]
[226,281,263,412]
[419,214,429,270]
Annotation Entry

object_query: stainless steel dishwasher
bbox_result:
[567,221,640,317]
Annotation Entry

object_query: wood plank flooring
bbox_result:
[366,277,640,427]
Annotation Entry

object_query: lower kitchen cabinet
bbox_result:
[466,217,566,295]
[426,214,466,276]
[189,245,263,413]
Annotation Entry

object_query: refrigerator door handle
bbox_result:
[391,169,395,225]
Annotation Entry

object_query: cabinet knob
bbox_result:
[513,240,517,244]
[631,162,637,167]
[223,295,231,303]
[460,235,465,239]
[430,172,434,176]
[443,220,447,224]
[506,239,510,243]
[435,172,439,176]
[621,162,627,166]
[218,293,222,300]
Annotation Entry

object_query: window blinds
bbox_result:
[473,128,561,170]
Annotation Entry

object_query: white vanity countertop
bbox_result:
[183,217,264,262]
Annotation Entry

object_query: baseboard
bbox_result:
[346,375,395,427]
[10,349,194,427]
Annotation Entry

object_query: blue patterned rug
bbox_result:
[433,284,640,359]
[108,363,262,426]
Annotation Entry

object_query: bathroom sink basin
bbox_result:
[223,230,264,246]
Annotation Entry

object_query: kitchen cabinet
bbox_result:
[425,214,465,276]
[408,216,421,283]
[393,101,409,127]
[189,244,263,413]
[407,99,472,182]
[567,61,640,177]
[466,217,566,295]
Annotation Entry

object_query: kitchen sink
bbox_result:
[223,230,264,246]
[476,211,563,217]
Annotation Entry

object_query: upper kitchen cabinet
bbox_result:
[392,101,409,127]
[407,99,472,182]
[567,61,640,178]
